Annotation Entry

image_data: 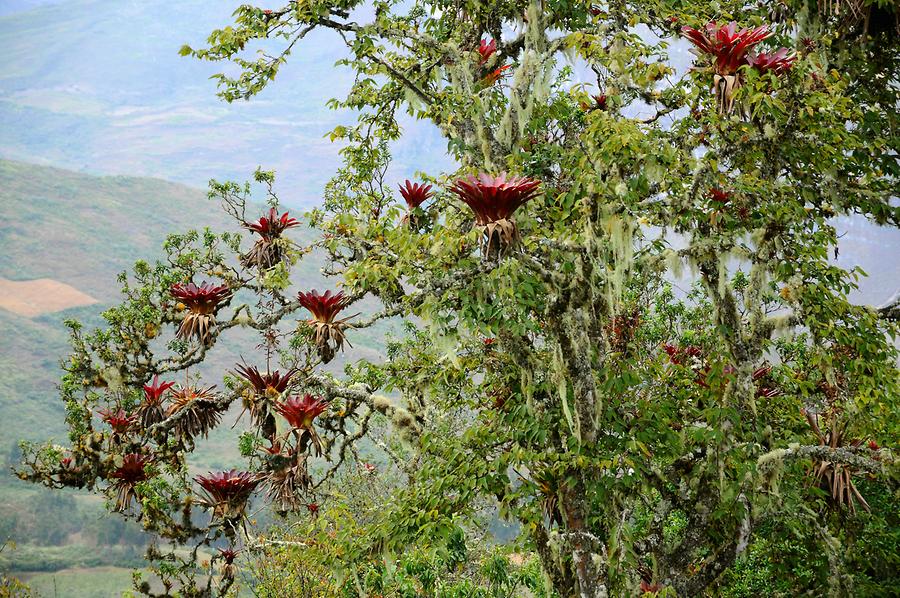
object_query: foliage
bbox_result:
[242,467,551,597]
[17,0,900,597]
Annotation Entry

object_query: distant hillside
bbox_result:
[0,0,453,207]
[0,160,394,589]
[0,157,394,439]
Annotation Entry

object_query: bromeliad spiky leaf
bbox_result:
[170,282,230,344]
[234,362,299,441]
[109,453,151,511]
[296,290,356,363]
[804,410,870,514]
[681,21,773,114]
[274,394,330,455]
[266,460,311,513]
[747,48,797,74]
[195,469,262,522]
[166,384,221,441]
[98,408,137,435]
[242,207,300,270]
[138,375,176,428]
[450,172,541,258]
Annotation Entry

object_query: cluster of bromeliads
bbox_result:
[73,17,864,577]
[681,21,796,114]
[88,171,548,568]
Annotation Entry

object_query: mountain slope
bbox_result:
[0,157,395,442]
[0,0,452,207]
[0,160,394,588]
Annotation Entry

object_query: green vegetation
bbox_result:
[21,567,140,598]
[0,159,391,577]
[8,1,900,597]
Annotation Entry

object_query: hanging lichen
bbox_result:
[603,213,636,315]
[551,342,579,441]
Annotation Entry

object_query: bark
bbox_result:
[532,524,577,596]
[878,289,900,322]
[561,483,608,598]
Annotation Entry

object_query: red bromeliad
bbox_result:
[166,384,221,441]
[450,172,541,258]
[581,93,607,112]
[681,21,772,113]
[109,453,151,511]
[663,343,703,366]
[483,64,511,86]
[138,375,176,428]
[170,282,230,344]
[708,188,732,226]
[235,363,299,397]
[218,546,239,579]
[234,362,299,440]
[398,180,434,210]
[640,579,663,594]
[709,188,731,204]
[194,469,262,522]
[274,394,330,455]
[246,207,299,238]
[242,207,300,270]
[274,394,329,430]
[398,180,434,228]
[478,38,496,65]
[751,365,782,398]
[296,290,356,363]
[747,48,796,74]
[682,21,772,75]
[476,39,510,87]
[218,547,239,564]
[99,408,137,435]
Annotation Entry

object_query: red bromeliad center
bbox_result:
[143,375,176,405]
[681,21,772,75]
[195,469,261,503]
[709,188,731,204]
[234,363,299,396]
[246,207,300,239]
[274,394,329,430]
[450,172,541,225]
[297,290,350,323]
[747,48,796,74]
[111,453,150,484]
[99,408,137,433]
[478,38,496,65]
[170,282,230,315]
[398,180,434,210]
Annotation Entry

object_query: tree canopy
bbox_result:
[17,0,900,596]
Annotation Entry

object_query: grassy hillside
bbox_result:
[0,159,394,591]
